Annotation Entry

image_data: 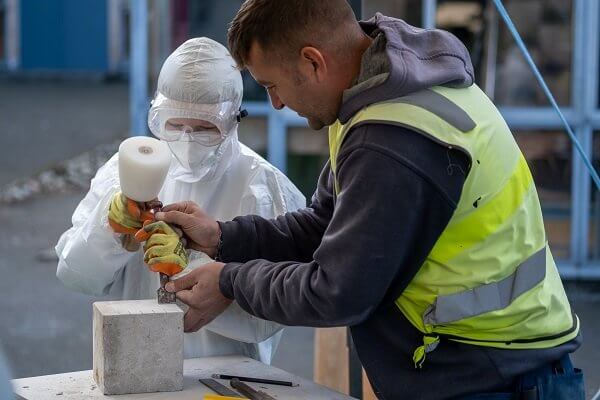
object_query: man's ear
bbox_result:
[299,46,328,82]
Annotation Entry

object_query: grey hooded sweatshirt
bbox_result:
[217,14,581,399]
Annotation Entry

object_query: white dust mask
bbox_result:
[167,138,223,173]
[163,127,240,184]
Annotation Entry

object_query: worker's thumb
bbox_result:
[165,273,197,293]
[161,201,200,214]
[155,210,192,227]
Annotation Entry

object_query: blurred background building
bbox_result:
[1,0,600,397]
[3,0,598,271]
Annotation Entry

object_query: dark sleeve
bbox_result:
[219,124,469,326]
[218,163,334,263]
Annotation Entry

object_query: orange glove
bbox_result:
[135,220,188,276]
[108,192,154,234]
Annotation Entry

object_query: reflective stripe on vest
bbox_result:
[329,89,477,194]
[328,84,579,368]
[423,246,546,325]
[378,89,476,133]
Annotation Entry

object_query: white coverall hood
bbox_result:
[148,37,244,183]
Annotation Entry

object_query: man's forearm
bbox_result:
[218,208,328,263]
[217,138,465,329]
[219,259,365,327]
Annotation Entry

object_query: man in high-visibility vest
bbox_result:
[154,1,584,398]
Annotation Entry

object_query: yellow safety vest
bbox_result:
[328,84,579,368]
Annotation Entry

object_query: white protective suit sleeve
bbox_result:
[55,154,136,296]
[199,156,307,344]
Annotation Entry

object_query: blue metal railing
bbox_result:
[242,102,307,173]
[129,0,148,137]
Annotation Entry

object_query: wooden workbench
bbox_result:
[12,356,356,399]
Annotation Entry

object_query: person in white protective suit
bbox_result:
[55,37,306,363]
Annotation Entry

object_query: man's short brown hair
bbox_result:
[227,0,358,69]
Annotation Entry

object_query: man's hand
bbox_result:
[155,201,221,258]
[165,262,232,332]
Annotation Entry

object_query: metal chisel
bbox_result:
[230,378,277,400]
[200,378,244,398]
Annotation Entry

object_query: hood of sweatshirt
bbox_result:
[339,13,475,123]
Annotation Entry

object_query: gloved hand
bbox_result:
[135,220,188,276]
[108,192,154,234]
[154,201,221,258]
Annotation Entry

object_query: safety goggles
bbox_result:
[160,120,225,147]
[148,92,248,144]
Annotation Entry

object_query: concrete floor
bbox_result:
[1,79,599,399]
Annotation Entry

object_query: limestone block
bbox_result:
[93,300,184,395]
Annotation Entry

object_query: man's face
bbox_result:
[246,42,340,130]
